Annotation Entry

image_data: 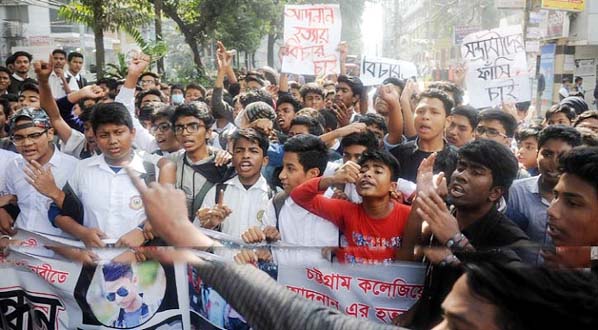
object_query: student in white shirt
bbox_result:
[65,51,86,91]
[2,108,78,237]
[195,128,271,238]
[0,149,20,233]
[48,49,77,99]
[241,134,339,265]
[51,103,175,251]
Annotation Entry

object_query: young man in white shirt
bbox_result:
[2,108,78,237]
[195,128,271,238]
[0,149,20,234]
[48,49,78,99]
[66,52,85,90]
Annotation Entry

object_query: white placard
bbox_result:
[360,56,418,86]
[282,4,342,76]
[461,25,531,108]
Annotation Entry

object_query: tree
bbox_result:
[58,0,152,78]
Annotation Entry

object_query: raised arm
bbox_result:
[378,84,404,145]
[400,81,417,138]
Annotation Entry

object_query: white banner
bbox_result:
[360,56,418,86]
[461,25,531,108]
[281,4,342,76]
[277,262,425,324]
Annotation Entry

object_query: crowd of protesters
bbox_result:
[0,40,598,330]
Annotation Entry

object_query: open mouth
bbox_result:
[359,179,375,189]
[449,183,466,198]
[108,147,121,154]
[418,125,432,134]
[239,161,253,171]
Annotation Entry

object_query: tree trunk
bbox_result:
[267,33,275,67]
[251,52,256,69]
[94,28,105,79]
[154,0,164,74]
[161,2,204,73]
[244,51,248,70]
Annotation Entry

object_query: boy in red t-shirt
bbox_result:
[290,150,412,263]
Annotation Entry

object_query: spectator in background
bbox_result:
[545,104,576,126]
[559,77,572,100]
[574,110,598,134]
[0,66,11,95]
[66,51,86,90]
[446,105,478,148]
[515,126,541,176]
[139,72,160,91]
[8,51,35,94]
[574,76,585,97]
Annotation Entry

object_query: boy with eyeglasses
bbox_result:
[1,108,78,236]
[149,108,181,156]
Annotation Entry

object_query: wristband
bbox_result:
[591,246,598,261]
[445,233,465,249]
[439,254,459,267]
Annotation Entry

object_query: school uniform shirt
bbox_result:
[197,175,271,238]
[60,129,98,159]
[0,149,20,195]
[67,153,148,239]
[115,86,159,153]
[65,71,85,90]
[263,196,339,265]
[49,71,78,99]
[6,149,78,236]
[290,177,411,264]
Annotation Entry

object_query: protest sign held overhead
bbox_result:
[360,56,418,86]
[461,25,531,108]
[282,4,342,76]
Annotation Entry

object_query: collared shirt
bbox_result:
[9,73,36,94]
[0,149,20,195]
[48,71,78,99]
[67,152,148,239]
[389,137,458,182]
[196,175,271,238]
[264,196,339,265]
[6,149,78,236]
[506,176,551,246]
[60,129,98,159]
[65,71,83,90]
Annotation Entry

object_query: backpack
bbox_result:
[272,191,288,231]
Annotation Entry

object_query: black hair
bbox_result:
[259,66,278,86]
[451,105,479,129]
[464,261,598,330]
[289,81,301,90]
[140,71,160,81]
[574,110,598,127]
[515,101,531,112]
[90,102,134,132]
[559,96,588,116]
[357,150,401,181]
[559,146,598,193]
[102,263,133,281]
[78,105,95,123]
[479,109,518,138]
[515,126,541,143]
[428,81,464,106]
[418,88,454,116]
[51,49,67,57]
[337,75,364,99]
[5,54,14,66]
[171,103,215,127]
[277,94,301,113]
[299,82,325,100]
[283,134,328,176]
[12,51,32,62]
[67,51,84,62]
[382,77,405,92]
[358,113,388,134]
[151,107,175,124]
[538,125,582,149]
[19,82,39,95]
[170,84,184,93]
[136,88,164,109]
[459,139,518,190]
[290,115,324,136]
[185,83,207,98]
[96,78,118,92]
[546,104,576,122]
[0,66,11,76]
[562,77,571,84]
[575,76,583,83]
[240,89,274,108]
[139,103,165,123]
[231,128,269,156]
[319,108,338,132]
[340,131,378,152]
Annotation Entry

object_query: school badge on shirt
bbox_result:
[256,209,265,225]
[130,195,143,210]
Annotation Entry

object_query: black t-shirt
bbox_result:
[389,138,458,182]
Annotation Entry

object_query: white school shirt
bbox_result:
[0,150,20,196]
[6,149,78,236]
[195,175,271,238]
[49,71,78,99]
[264,197,339,265]
[67,153,148,239]
[115,86,159,153]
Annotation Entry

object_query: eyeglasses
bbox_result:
[11,130,48,145]
[150,122,172,134]
[174,122,205,135]
[475,126,507,138]
[140,79,156,85]
[105,286,129,301]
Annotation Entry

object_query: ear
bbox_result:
[352,94,359,105]
[262,155,269,167]
[306,167,321,179]
[46,128,55,141]
[130,127,136,139]
[488,186,504,203]
[390,181,398,194]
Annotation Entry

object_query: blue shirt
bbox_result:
[506,176,551,259]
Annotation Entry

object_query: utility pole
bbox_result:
[154,0,164,75]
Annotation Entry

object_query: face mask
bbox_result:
[171,94,184,105]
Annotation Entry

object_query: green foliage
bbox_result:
[104,53,129,80]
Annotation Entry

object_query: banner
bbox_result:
[454,25,481,45]
[461,25,531,108]
[542,0,585,12]
[539,43,556,106]
[281,4,342,76]
[0,230,426,329]
[359,56,418,86]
